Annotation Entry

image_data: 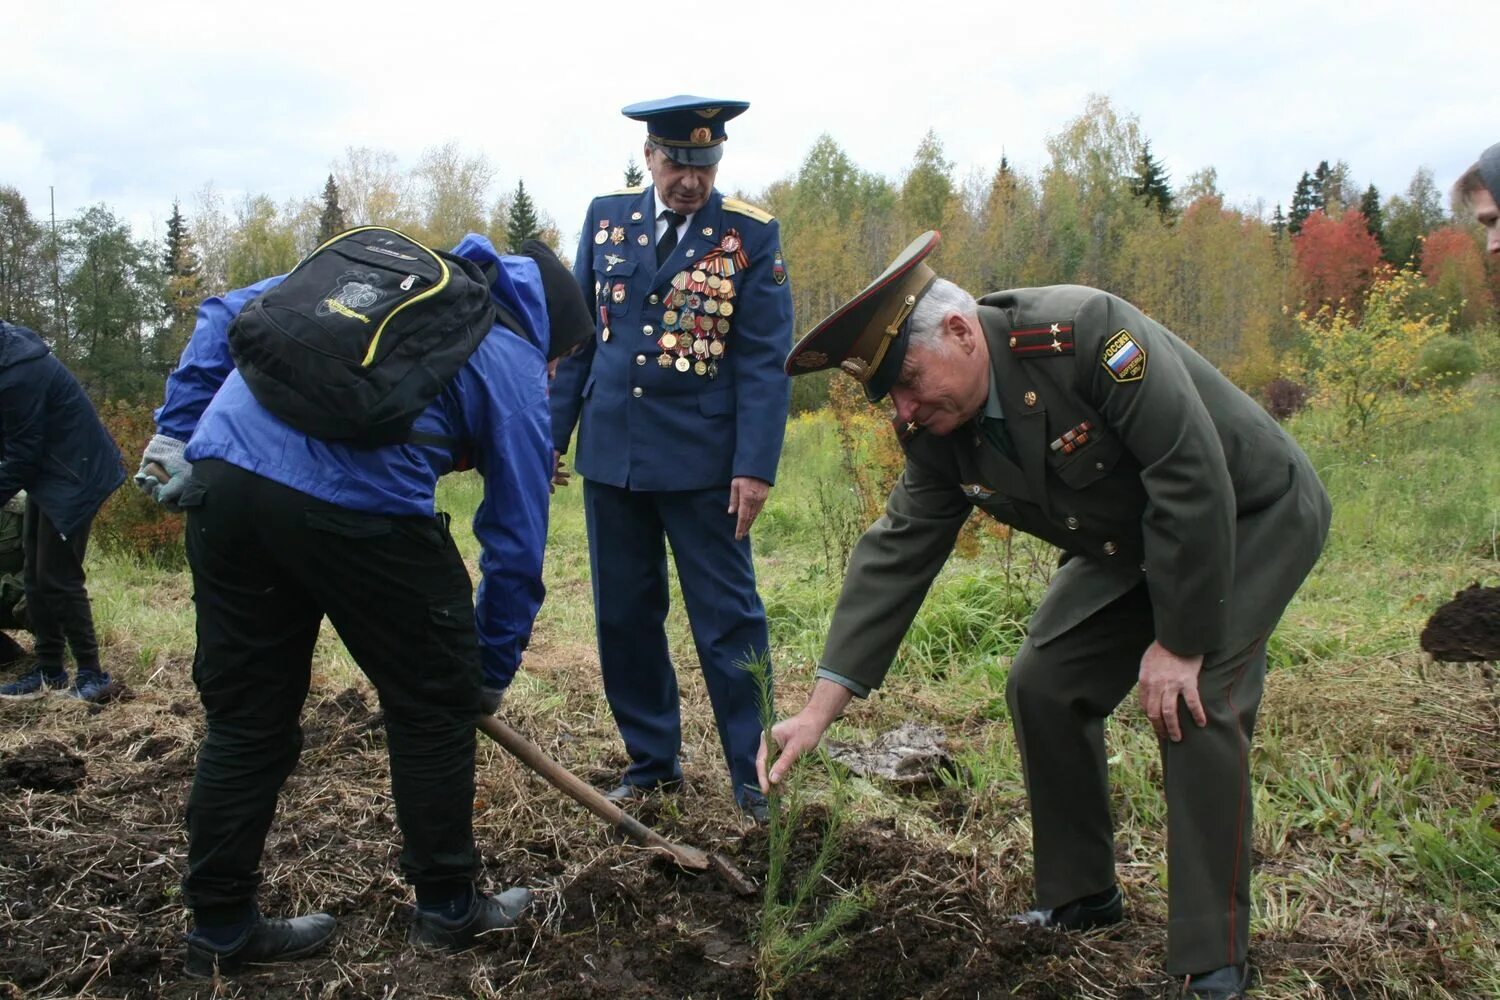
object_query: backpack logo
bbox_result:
[316,271,383,323]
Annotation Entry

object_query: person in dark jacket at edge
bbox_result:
[137,235,591,978]
[0,321,124,702]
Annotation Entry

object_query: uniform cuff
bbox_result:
[816,667,870,699]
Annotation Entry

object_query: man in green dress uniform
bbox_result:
[758,232,1331,999]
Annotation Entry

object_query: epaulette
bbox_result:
[601,185,647,197]
[723,197,774,224]
[1008,322,1075,357]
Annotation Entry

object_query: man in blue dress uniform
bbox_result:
[550,95,793,819]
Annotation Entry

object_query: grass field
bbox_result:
[1,380,1496,998]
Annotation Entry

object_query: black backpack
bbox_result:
[228,226,500,448]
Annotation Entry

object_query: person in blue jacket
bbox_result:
[0,321,124,702]
[139,235,587,977]
[549,96,793,820]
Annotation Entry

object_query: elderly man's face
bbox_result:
[1472,187,1500,256]
[646,144,717,215]
[887,313,991,437]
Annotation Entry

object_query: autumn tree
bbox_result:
[900,129,955,232]
[332,146,414,230]
[1420,225,1495,329]
[0,186,50,333]
[504,179,541,252]
[317,174,348,243]
[225,195,302,289]
[1382,167,1445,266]
[414,142,494,249]
[1292,209,1384,312]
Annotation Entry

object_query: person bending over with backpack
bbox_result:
[137,231,591,979]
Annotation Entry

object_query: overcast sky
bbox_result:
[2,0,1489,257]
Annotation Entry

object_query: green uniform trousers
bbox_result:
[1007,583,1265,975]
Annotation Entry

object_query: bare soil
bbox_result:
[0,638,1493,999]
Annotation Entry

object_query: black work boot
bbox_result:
[184,912,336,979]
[409,887,533,951]
[1013,885,1124,931]
[1183,962,1252,998]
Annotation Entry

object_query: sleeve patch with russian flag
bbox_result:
[1101,329,1146,382]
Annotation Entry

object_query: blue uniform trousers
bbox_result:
[583,479,769,807]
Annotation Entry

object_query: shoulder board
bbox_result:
[600,185,647,198]
[1008,322,1075,358]
[722,198,774,224]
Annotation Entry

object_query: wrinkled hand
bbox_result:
[551,450,570,492]
[728,476,770,541]
[135,434,193,511]
[755,680,853,793]
[1138,640,1206,742]
[479,686,506,716]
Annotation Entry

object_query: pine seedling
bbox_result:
[744,655,869,999]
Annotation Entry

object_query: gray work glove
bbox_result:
[135,434,193,510]
[479,686,506,716]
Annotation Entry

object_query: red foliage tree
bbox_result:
[1292,209,1385,312]
[1420,225,1496,328]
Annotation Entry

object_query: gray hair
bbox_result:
[906,278,977,352]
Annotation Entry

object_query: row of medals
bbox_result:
[657,268,735,376]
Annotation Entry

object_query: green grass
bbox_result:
[71,377,1500,997]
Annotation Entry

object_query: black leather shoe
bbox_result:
[1013,885,1124,931]
[1184,963,1251,998]
[409,887,533,951]
[184,912,336,979]
[602,779,681,804]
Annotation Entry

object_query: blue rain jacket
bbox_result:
[154,235,552,687]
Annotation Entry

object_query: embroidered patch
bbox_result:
[1101,329,1146,382]
[772,250,786,285]
[1009,321,1074,357]
[960,483,996,500]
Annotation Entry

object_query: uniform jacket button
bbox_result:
[1103,541,1118,555]
[635,354,646,365]
[1064,515,1079,530]
[642,324,654,336]
[649,294,659,304]
[632,387,643,398]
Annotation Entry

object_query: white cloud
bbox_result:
[0,0,1489,256]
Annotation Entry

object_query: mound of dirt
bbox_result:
[0,739,85,793]
[1421,583,1500,662]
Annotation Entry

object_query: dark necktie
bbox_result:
[656,210,685,266]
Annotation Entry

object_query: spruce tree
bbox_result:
[317,174,348,243]
[624,157,644,187]
[1270,204,1287,240]
[1289,172,1318,234]
[161,200,203,367]
[1312,160,1334,211]
[505,179,541,252]
[1359,184,1385,247]
[1131,140,1174,221]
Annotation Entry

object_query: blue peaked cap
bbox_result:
[622,95,749,167]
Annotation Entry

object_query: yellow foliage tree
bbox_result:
[1295,267,1468,437]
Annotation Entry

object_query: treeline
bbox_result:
[2,96,1494,407]
[0,143,562,399]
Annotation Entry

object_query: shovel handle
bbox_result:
[476,714,709,870]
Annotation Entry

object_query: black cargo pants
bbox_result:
[180,459,483,925]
